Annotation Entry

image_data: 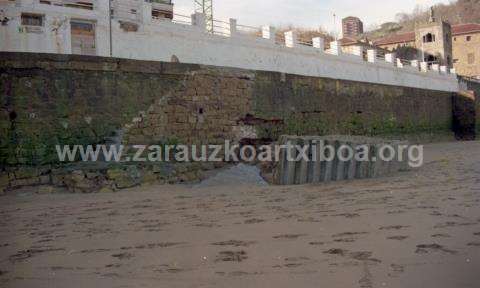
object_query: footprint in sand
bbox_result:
[432,233,451,238]
[324,248,347,256]
[388,210,406,215]
[389,264,405,278]
[331,231,369,243]
[334,238,356,243]
[332,232,369,238]
[379,225,410,231]
[387,236,409,241]
[101,272,121,278]
[244,218,265,224]
[273,234,307,240]
[211,240,256,247]
[215,251,248,262]
[324,249,381,263]
[151,264,190,274]
[216,271,262,276]
[297,217,321,223]
[134,242,184,249]
[434,222,477,229]
[229,271,263,276]
[358,262,373,288]
[415,244,457,254]
[277,256,311,268]
[111,252,134,260]
[331,213,360,218]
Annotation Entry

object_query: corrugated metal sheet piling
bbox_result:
[274,135,409,185]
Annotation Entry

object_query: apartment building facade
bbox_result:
[342,16,364,37]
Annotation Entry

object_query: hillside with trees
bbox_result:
[366,0,480,39]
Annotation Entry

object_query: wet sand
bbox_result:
[1,141,480,288]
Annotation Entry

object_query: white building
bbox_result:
[0,0,459,92]
[0,0,173,56]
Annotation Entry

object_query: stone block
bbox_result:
[37,185,56,194]
[14,167,39,180]
[0,174,9,189]
[98,187,115,193]
[141,171,158,185]
[114,176,139,189]
[39,175,51,185]
[11,177,40,188]
[106,168,125,180]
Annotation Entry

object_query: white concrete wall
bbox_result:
[111,19,458,92]
[0,0,459,92]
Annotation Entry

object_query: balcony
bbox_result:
[148,0,173,20]
[148,0,172,4]
[38,0,94,10]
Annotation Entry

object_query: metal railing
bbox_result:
[297,38,313,47]
[100,9,454,75]
[274,33,285,45]
[236,23,261,38]
[147,0,173,4]
[38,0,94,10]
[212,19,230,37]
[172,13,192,25]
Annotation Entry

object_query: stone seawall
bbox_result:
[0,52,455,168]
[461,79,480,133]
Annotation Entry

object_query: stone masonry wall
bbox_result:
[1,52,454,168]
[453,90,476,140]
[251,72,453,140]
[123,68,254,146]
[460,78,480,133]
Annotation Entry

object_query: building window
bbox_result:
[423,33,435,43]
[152,9,173,19]
[468,53,475,64]
[425,55,438,64]
[70,21,95,33]
[21,13,43,26]
[466,36,472,41]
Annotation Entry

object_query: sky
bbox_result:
[172,0,455,34]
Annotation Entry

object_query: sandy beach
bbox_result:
[1,141,480,288]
